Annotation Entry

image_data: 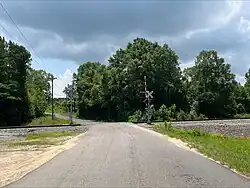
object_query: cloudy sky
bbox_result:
[0,0,249,97]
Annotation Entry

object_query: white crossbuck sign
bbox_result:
[146,91,154,99]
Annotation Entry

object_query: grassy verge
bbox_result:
[25,132,76,140]
[234,113,250,119]
[6,131,77,147]
[60,113,78,118]
[28,115,70,126]
[153,122,250,177]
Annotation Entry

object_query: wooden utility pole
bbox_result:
[69,83,73,125]
[50,75,57,120]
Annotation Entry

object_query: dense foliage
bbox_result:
[0,36,51,126]
[73,38,250,122]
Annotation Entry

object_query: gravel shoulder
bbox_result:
[0,132,86,187]
[0,124,88,187]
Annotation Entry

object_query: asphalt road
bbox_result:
[7,121,250,188]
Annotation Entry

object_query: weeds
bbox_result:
[153,122,250,177]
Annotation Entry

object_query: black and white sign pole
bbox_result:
[143,76,154,124]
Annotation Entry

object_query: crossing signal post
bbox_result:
[141,76,154,124]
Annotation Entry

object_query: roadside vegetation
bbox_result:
[233,113,250,119]
[46,98,78,118]
[27,115,70,126]
[2,35,250,126]
[67,38,250,122]
[0,36,52,127]
[5,131,76,147]
[25,131,75,140]
[153,122,250,177]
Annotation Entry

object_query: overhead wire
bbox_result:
[0,1,64,97]
[0,20,13,39]
[0,1,45,66]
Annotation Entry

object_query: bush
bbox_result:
[197,113,207,120]
[128,110,143,123]
[164,121,173,130]
[236,103,245,114]
[176,110,187,121]
[176,110,207,121]
[155,104,177,121]
[234,113,250,119]
[187,128,205,136]
[189,110,198,120]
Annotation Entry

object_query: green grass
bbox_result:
[7,140,57,146]
[25,132,76,140]
[28,115,70,126]
[60,113,78,118]
[234,113,250,119]
[153,122,250,177]
[6,131,77,147]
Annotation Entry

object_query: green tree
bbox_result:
[0,37,32,126]
[108,38,187,120]
[76,62,107,120]
[26,68,51,118]
[188,50,236,118]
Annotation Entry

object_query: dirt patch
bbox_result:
[0,133,85,187]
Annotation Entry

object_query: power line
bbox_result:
[0,21,13,40]
[0,1,44,65]
[0,20,42,66]
[0,2,63,97]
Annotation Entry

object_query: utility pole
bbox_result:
[69,84,73,125]
[50,75,57,120]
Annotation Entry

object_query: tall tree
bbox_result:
[26,68,51,118]
[76,62,107,119]
[108,38,187,120]
[0,37,31,126]
[188,50,236,118]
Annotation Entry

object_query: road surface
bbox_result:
[7,121,250,188]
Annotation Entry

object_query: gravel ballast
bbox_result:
[139,119,250,137]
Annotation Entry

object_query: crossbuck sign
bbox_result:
[146,90,154,99]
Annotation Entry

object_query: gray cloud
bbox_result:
[1,0,249,81]
[2,0,235,41]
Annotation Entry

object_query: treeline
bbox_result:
[0,36,51,126]
[72,38,250,122]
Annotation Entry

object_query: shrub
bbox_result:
[164,121,173,130]
[155,104,177,121]
[168,104,177,119]
[234,113,250,119]
[197,113,207,120]
[236,103,245,114]
[176,110,187,121]
[189,110,198,120]
[186,128,207,137]
[128,110,143,123]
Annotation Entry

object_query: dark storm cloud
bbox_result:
[172,24,244,61]
[1,0,249,80]
[2,0,230,41]
[170,20,250,76]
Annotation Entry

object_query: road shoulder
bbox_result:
[133,123,250,180]
[0,132,85,187]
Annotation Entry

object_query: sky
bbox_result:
[0,0,250,97]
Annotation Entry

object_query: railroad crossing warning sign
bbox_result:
[146,90,154,99]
